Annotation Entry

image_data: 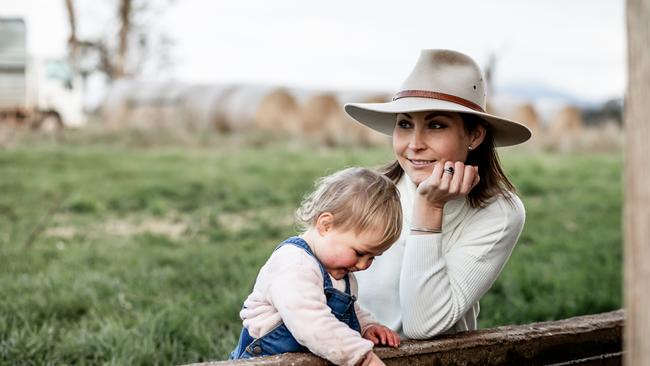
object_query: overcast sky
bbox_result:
[1,0,626,103]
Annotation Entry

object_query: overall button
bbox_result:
[252,345,262,355]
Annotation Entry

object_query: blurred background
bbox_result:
[0,0,624,148]
[0,0,625,364]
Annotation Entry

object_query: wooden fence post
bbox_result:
[625,0,650,364]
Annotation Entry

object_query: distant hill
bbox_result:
[496,82,623,127]
[498,82,610,109]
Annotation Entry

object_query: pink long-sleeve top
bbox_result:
[239,243,380,366]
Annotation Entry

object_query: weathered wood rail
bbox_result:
[184,310,623,366]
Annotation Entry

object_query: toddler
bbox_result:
[230,167,402,366]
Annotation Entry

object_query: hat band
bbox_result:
[392,90,485,113]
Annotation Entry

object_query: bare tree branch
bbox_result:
[116,0,133,78]
[64,0,79,71]
[65,0,173,82]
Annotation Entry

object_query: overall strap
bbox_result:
[277,237,333,288]
[343,275,351,295]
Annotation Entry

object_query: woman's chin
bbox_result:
[406,171,430,186]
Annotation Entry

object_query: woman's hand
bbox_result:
[363,324,400,347]
[416,160,480,209]
[410,161,480,232]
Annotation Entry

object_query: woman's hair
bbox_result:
[381,113,516,208]
[296,167,402,249]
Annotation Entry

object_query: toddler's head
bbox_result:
[296,167,402,279]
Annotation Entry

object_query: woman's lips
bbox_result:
[407,158,436,168]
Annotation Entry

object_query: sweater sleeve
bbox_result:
[267,249,373,366]
[399,195,525,339]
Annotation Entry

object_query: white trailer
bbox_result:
[0,17,85,129]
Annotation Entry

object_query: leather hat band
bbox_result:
[392,90,485,113]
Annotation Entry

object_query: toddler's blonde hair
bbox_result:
[296,167,402,249]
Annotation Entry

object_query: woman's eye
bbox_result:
[355,250,364,256]
[397,120,412,129]
[428,122,444,129]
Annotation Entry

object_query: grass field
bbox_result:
[0,135,623,365]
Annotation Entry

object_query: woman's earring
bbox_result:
[468,145,473,151]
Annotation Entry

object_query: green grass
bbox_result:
[480,151,622,327]
[0,138,622,365]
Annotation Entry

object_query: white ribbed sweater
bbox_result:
[355,175,526,339]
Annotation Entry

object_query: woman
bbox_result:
[344,49,532,339]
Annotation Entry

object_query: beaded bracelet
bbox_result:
[410,227,442,234]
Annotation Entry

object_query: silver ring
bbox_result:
[443,167,455,175]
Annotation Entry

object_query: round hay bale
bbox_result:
[547,105,584,152]
[158,81,193,133]
[253,88,302,136]
[114,81,178,131]
[181,84,236,133]
[299,92,391,146]
[577,121,623,153]
[336,94,391,146]
[300,94,340,139]
[549,105,583,136]
[101,79,138,130]
[219,85,276,133]
[352,94,391,146]
[335,91,391,105]
[511,103,541,135]
[178,84,212,132]
[324,112,390,147]
[127,82,159,130]
[321,111,349,146]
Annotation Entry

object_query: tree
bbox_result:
[63,0,174,81]
[64,0,79,70]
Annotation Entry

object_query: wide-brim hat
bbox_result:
[344,49,532,147]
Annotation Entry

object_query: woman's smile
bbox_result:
[406,158,437,168]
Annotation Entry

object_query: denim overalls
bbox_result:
[230,236,361,359]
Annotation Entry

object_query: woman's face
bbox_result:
[392,111,481,186]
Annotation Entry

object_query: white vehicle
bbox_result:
[0,17,85,129]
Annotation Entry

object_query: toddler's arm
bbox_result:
[352,275,400,348]
[267,247,374,366]
[358,351,386,366]
[351,273,381,334]
[354,299,380,334]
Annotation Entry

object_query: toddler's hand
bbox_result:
[359,351,385,366]
[363,324,400,347]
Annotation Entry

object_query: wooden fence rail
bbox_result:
[184,310,623,366]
